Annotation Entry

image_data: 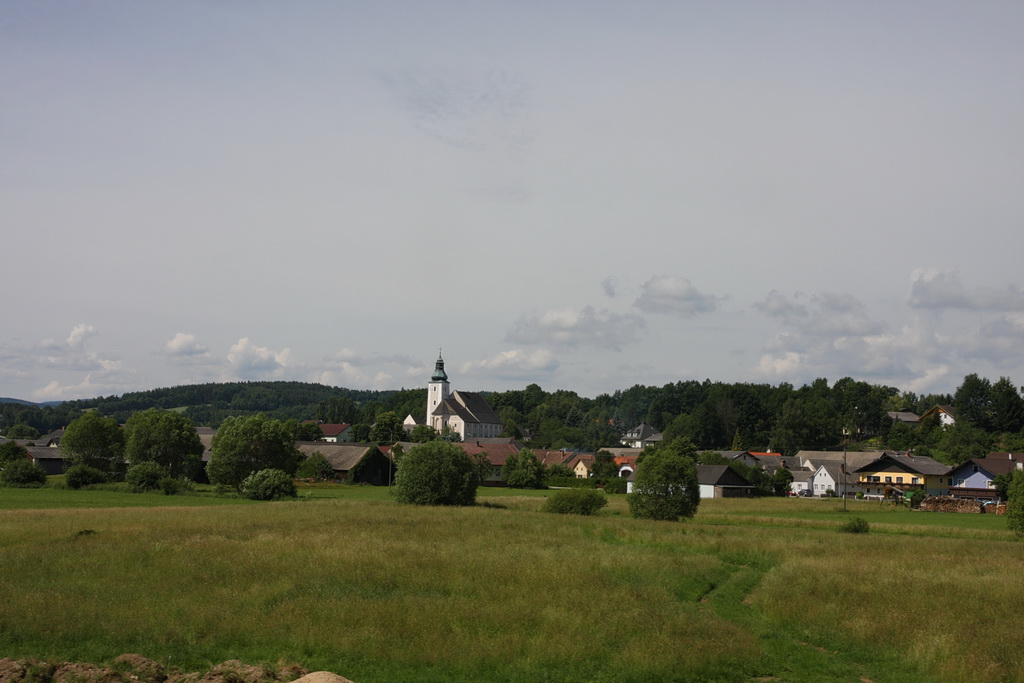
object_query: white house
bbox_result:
[807,463,856,497]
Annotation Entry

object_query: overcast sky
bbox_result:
[3,1,1024,402]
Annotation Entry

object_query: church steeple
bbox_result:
[427,349,451,431]
[431,350,448,382]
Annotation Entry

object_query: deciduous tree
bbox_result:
[124,409,204,479]
[206,414,301,492]
[62,412,125,476]
[394,440,476,506]
[502,449,545,489]
[627,437,700,521]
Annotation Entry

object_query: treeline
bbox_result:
[3,373,1024,464]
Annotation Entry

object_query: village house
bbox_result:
[853,452,951,498]
[946,453,1024,501]
[620,423,662,448]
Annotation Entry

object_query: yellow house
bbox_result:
[854,452,950,498]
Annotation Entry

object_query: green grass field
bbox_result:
[0,484,1020,682]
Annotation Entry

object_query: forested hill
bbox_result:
[0,381,427,434]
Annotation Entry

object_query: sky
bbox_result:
[3,1,1024,402]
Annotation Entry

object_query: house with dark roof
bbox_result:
[947,456,1023,501]
[887,410,920,425]
[920,405,956,427]
[696,465,755,498]
[295,442,392,484]
[620,423,662,448]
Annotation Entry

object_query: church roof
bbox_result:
[430,390,502,426]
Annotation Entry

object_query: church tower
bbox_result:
[427,351,450,432]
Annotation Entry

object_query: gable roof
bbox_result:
[887,411,920,424]
[696,465,753,488]
[295,442,376,472]
[451,441,520,467]
[316,423,351,437]
[797,450,889,471]
[948,458,1019,478]
[854,452,951,476]
[622,422,662,441]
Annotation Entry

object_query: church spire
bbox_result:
[431,350,448,382]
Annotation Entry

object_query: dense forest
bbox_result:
[3,373,1023,465]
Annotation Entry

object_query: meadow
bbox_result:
[0,485,1021,682]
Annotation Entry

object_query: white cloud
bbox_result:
[507,305,645,350]
[66,324,97,349]
[226,338,291,379]
[461,349,559,379]
[634,276,722,316]
[33,375,102,401]
[601,277,618,298]
[908,269,1024,311]
[163,332,209,357]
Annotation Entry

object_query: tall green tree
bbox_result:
[62,412,125,476]
[369,411,407,444]
[394,440,476,506]
[124,409,204,479]
[627,437,700,521]
[4,424,39,439]
[990,377,1024,434]
[954,373,992,430]
[206,414,301,492]
[591,450,618,480]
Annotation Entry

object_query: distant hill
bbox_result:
[0,397,63,408]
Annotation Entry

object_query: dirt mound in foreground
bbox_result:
[0,656,352,683]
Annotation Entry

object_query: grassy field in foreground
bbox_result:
[0,491,1021,682]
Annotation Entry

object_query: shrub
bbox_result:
[394,441,476,506]
[603,478,628,494]
[839,517,870,534]
[856,491,865,500]
[542,489,608,516]
[125,462,168,492]
[296,451,334,481]
[65,464,108,490]
[160,477,181,496]
[241,468,298,501]
[1,459,48,487]
[908,490,926,508]
[1007,469,1024,538]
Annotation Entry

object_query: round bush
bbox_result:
[1,459,48,487]
[65,464,108,490]
[839,517,870,534]
[125,462,168,492]
[542,488,608,516]
[394,441,476,506]
[241,468,297,501]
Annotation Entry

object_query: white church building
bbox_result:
[406,353,504,441]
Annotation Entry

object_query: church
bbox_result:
[409,352,504,440]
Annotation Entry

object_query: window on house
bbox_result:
[987,480,993,488]
[885,476,892,483]
[896,476,904,484]
[912,477,919,484]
